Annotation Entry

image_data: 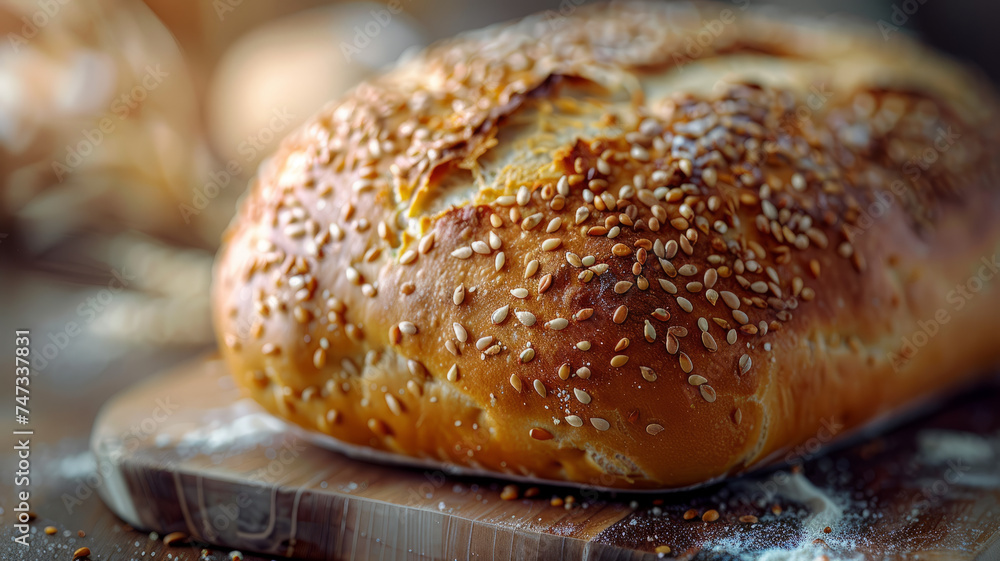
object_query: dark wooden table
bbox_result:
[0,262,281,561]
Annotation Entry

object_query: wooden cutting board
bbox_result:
[91,356,1000,560]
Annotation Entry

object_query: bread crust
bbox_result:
[212,2,1000,489]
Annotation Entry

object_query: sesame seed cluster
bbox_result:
[213,2,1000,488]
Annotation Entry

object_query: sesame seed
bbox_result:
[524,260,539,278]
[644,321,657,342]
[451,247,473,259]
[511,288,529,299]
[740,354,753,374]
[398,321,417,335]
[565,415,583,427]
[611,355,629,368]
[683,509,698,520]
[500,484,519,500]
[733,310,749,324]
[677,297,693,313]
[419,231,436,253]
[575,308,594,321]
[489,231,503,250]
[472,240,491,254]
[542,238,561,251]
[313,348,327,368]
[453,323,468,342]
[490,214,503,228]
[496,195,516,206]
[750,281,769,294]
[607,226,621,238]
[546,217,563,233]
[631,145,650,161]
[329,223,344,240]
[688,374,707,386]
[591,418,611,431]
[407,360,424,376]
[727,329,737,345]
[574,388,591,404]
[533,379,546,397]
[495,251,506,271]
[346,267,361,284]
[510,374,523,392]
[600,191,616,210]
[538,274,553,293]
[491,305,510,324]
[678,264,698,276]
[447,365,459,382]
[548,318,569,330]
[659,258,677,277]
[679,352,693,373]
[453,284,466,305]
[558,364,571,380]
[612,243,631,257]
[702,509,720,522]
[700,385,717,402]
[557,176,570,195]
[646,423,665,435]
[575,206,590,224]
[522,213,543,230]
[702,331,718,352]
[613,305,629,324]
[582,255,596,266]
[734,408,743,425]
[614,281,633,294]
[740,515,758,524]
[516,185,531,206]
[476,336,494,351]
[400,250,418,265]
[566,252,583,267]
[721,291,741,309]
[520,348,536,363]
[640,366,657,381]
[515,310,536,326]
[658,278,678,294]
[529,427,553,440]
[576,340,592,351]
[576,367,591,379]
[652,308,670,321]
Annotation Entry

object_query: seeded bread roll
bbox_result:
[212,2,1000,489]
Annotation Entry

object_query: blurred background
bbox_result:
[0,0,997,557]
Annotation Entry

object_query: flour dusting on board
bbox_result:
[917,429,995,465]
[706,472,863,561]
[171,399,288,456]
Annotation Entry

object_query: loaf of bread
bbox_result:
[212,2,1000,489]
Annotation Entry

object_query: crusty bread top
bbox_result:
[213,2,1000,488]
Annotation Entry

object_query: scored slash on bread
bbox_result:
[212,2,1000,489]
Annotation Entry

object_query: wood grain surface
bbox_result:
[86,356,1000,560]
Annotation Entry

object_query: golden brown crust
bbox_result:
[212,2,1000,489]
